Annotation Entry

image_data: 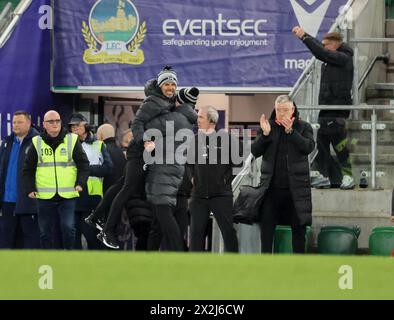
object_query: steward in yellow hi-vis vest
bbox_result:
[84,139,105,197]
[31,133,79,199]
[22,110,90,249]
[77,134,113,200]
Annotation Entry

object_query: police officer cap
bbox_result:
[68,113,88,125]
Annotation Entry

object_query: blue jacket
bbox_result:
[0,127,39,214]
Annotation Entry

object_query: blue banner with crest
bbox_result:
[52,0,348,91]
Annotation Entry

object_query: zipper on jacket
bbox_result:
[286,146,293,190]
[205,165,209,198]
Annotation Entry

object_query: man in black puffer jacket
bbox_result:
[140,79,198,252]
[251,95,314,253]
[146,87,199,251]
[292,27,354,190]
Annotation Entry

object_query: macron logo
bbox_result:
[290,0,331,37]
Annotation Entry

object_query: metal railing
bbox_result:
[298,104,394,189]
[0,0,32,48]
[0,2,12,34]
[294,37,394,189]
[351,38,394,105]
[357,53,389,91]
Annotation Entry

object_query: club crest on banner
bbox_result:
[81,0,146,65]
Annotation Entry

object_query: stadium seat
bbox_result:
[273,225,312,253]
[369,226,394,256]
[317,226,360,255]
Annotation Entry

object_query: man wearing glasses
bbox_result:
[292,27,355,190]
[23,110,89,249]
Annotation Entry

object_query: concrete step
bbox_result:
[351,153,394,165]
[311,189,393,248]
[385,65,394,82]
[317,149,394,188]
[348,143,394,154]
[348,132,392,144]
[374,82,394,90]
[312,189,392,213]
[386,60,394,81]
[347,120,394,130]
[353,107,394,121]
[347,154,394,187]
[347,121,394,143]
[385,18,394,79]
[385,19,394,37]
[365,98,390,105]
[366,87,394,100]
[324,118,394,187]
[386,70,394,83]
[349,164,394,189]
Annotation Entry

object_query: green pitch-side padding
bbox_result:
[318,226,361,255]
[273,225,312,253]
[369,226,394,256]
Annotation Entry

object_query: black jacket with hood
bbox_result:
[102,137,126,193]
[302,33,354,118]
[250,105,315,226]
[127,79,174,160]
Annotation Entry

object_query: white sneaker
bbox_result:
[310,170,320,178]
[311,173,331,188]
[340,175,355,190]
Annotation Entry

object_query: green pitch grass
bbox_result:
[0,251,393,300]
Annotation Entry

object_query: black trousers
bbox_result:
[0,202,40,249]
[150,204,184,251]
[259,188,306,254]
[74,210,103,250]
[147,195,189,251]
[189,196,238,253]
[133,222,150,251]
[315,117,352,179]
[93,157,145,233]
